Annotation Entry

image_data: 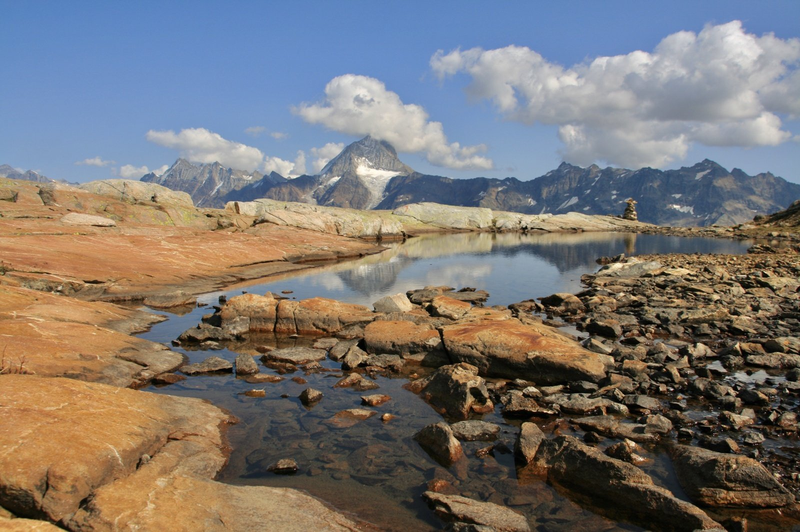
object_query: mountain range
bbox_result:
[4,136,799,226]
[139,136,800,226]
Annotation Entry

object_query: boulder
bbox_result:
[234,354,260,376]
[219,293,279,332]
[414,422,464,467]
[60,212,117,227]
[515,422,545,466]
[299,388,324,406]
[181,356,233,375]
[275,298,375,336]
[534,436,722,531]
[0,375,231,523]
[422,492,530,532]
[538,293,585,315]
[393,203,495,230]
[260,347,327,366]
[416,363,494,420]
[671,445,795,508]
[429,295,472,320]
[363,320,446,366]
[79,179,193,207]
[441,319,607,384]
[373,293,413,313]
[450,421,501,442]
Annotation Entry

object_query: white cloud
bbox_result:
[263,156,295,177]
[245,126,266,137]
[294,74,493,170]
[310,142,344,173]
[154,164,169,176]
[76,156,114,167]
[270,131,289,140]
[118,164,151,179]
[146,128,264,171]
[431,21,800,168]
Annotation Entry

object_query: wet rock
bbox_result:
[671,445,795,508]
[234,353,259,376]
[328,409,377,428]
[414,422,464,467]
[373,293,413,313]
[178,323,234,343]
[515,422,545,467]
[595,260,662,278]
[622,394,662,413]
[243,389,266,397]
[551,394,625,416]
[422,492,530,532]
[299,388,323,406]
[219,293,279,332]
[605,439,647,465]
[364,354,404,371]
[501,391,557,418]
[328,339,360,362]
[538,293,585,315]
[181,356,233,375]
[143,291,197,309]
[260,347,327,366]
[244,374,283,384]
[341,345,369,370]
[267,458,299,475]
[534,436,721,531]
[334,373,379,391]
[360,394,391,407]
[450,421,501,442]
[572,416,662,444]
[585,318,622,338]
[416,363,494,420]
[152,373,186,385]
[363,320,446,366]
[429,295,473,320]
[441,319,607,384]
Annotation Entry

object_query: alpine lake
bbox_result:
[139,231,760,531]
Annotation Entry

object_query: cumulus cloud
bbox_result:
[244,126,266,137]
[310,142,344,173]
[431,21,800,168]
[146,128,264,171]
[76,156,114,167]
[117,164,151,179]
[270,131,289,140]
[294,74,493,170]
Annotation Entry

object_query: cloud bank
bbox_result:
[295,74,493,170]
[431,21,800,168]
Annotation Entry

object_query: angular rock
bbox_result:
[299,388,323,406]
[429,295,472,320]
[275,298,375,336]
[219,293,279,332]
[441,319,606,384]
[181,356,233,375]
[450,421,501,442]
[334,373,379,391]
[341,345,369,370]
[417,363,493,420]
[535,436,721,531]
[235,354,260,376]
[414,422,463,467]
[260,347,327,366]
[538,293,585,315]
[515,422,545,466]
[422,492,530,532]
[360,394,391,407]
[501,391,557,418]
[373,293,413,313]
[268,458,299,475]
[671,445,795,508]
[363,320,446,366]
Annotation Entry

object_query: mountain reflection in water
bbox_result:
[220,232,752,308]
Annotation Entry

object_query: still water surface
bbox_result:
[142,232,753,531]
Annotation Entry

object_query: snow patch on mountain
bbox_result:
[355,157,402,209]
[669,204,695,214]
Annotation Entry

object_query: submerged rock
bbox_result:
[422,491,531,532]
[414,422,464,467]
[450,421,501,442]
[260,347,327,366]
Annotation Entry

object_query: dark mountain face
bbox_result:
[135,137,800,226]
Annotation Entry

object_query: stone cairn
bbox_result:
[622,198,638,221]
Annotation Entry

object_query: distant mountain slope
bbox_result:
[140,159,286,207]
[137,137,800,226]
[0,164,53,183]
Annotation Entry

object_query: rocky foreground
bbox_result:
[0,176,660,530]
[171,247,800,531]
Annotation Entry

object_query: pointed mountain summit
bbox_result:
[314,135,415,210]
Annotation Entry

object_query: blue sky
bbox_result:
[2,1,799,184]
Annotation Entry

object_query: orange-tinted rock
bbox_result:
[0,375,231,522]
[429,295,472,320]
[219,293,279,332]
[363,320,445,364]
[441,319,606,384]
[275,298,375,336]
